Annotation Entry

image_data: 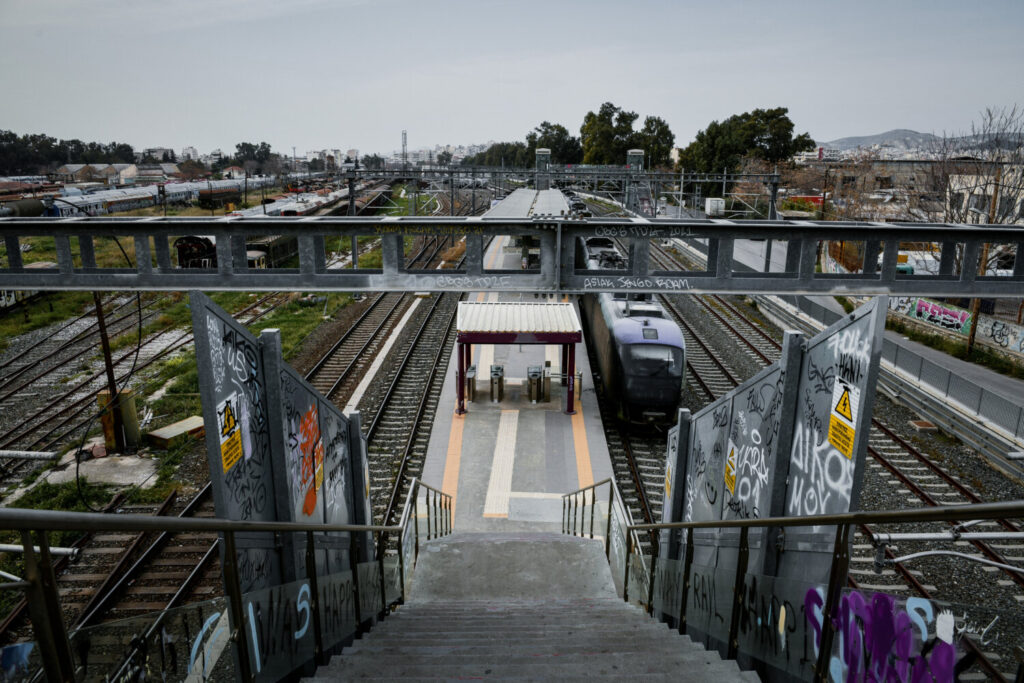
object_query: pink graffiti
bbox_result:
[804,588,957,682]
[914,300,970,333]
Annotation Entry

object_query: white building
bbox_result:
[180,146,199,161]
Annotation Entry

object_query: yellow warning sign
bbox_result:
[828,414,855,459]
[221,427,242,473]
[835,388,853,422]
[665,466,672,498]
[218,393,243,473]
[724,447,737,495]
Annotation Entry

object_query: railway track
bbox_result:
[360,292,462,526]
[0,293,289,486]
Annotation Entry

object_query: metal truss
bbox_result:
[1,216,1021,296]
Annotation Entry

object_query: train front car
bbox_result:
[607,298,686,423]
[578,236,686,424]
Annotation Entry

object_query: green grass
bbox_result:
[835,296,856,313]
[0,291,95,354]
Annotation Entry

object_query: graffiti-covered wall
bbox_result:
[888,295,1024,360]
[655,298,889,680]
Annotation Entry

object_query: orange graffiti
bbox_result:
[299,404,321,516]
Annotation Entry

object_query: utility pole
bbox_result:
[966,166,1001,356]
[93,293,124,453]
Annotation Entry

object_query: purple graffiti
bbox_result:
[804,588,959,682]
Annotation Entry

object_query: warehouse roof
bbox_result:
[456,301,581,344]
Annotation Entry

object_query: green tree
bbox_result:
[437,150,453,166]
[633,116,675,168]
[580,102,639,164]
[678,107,814,173]
[526,121,582,165]
[461,142,530,167]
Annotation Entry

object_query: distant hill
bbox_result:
[817,129,939,152]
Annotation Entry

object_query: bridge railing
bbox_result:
[1,216,1021,295]
[0,478,452,682]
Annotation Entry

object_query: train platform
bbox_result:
[420,236,613,533]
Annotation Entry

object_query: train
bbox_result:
[47,177,277,216]
[577,237,686,423]
[173,235,298,270]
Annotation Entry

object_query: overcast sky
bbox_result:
[2,0,1022,157]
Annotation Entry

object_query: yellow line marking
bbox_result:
[482,513,509,518]
[572,408,593,489]
[442,412,465,519]
[482,410,518,517]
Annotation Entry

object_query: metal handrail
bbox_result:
[2,478,454,683]
[562,481,1024,682]
[623,499,1024,531]
[562,478,651,599]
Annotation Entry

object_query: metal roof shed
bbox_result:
[455,302,582,415]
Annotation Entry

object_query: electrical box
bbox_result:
[705,198,725,216]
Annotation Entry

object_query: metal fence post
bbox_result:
[646,540,657,616]
[222,531,254,682]
[814,524,851,682]
[397,527,406,603]
[573,493,579,535]
[562,496,567,534]
[590,487,596,540]
[20,530,75,682]
[727,526,750,660]
[623,532,633,604]
[414,483,421,562]
[377,532,387,616]
[349,532,363,634]
[305,530,325,665]
[605,485,614,560]
[678,528,694,634]
[425,490,432,540]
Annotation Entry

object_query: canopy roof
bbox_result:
[456,301,582,344]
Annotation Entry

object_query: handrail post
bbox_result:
[678,528,694,634]
[414,483,421,562]
[727,526,750,660]
[623,531,633,604]
[20,529,75,683]
[562,495,567,534]
[222,531,254,682]
[426,490,432,540]
[398,525,407,603]
[573,493,579,535]
[446,494,452,534]
[378,531,388,616]
[605,484,613,560]
[590,487,596,539]
[305,530,325,665]
[814,523,851,682]
[350,532,364,634]
[646,533,657,616]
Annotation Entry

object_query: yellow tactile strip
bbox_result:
[482,410,519,518]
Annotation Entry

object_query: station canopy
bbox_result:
[456,302,581,345]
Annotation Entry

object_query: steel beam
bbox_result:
[1,216,1021,296]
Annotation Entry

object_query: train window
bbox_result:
[627,344,683,376]
[642,328,658,340]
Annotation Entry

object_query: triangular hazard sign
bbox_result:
[835,388,853,421]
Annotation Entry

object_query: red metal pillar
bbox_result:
[565,343,576,415]
[561,344,568,387]
[456,343,466,415]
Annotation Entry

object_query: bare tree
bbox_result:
[927,106,1024,344]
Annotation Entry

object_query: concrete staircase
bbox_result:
[308,533,757,681]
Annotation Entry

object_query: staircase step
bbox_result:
[320,651,741,678]
[343,638,702,657]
